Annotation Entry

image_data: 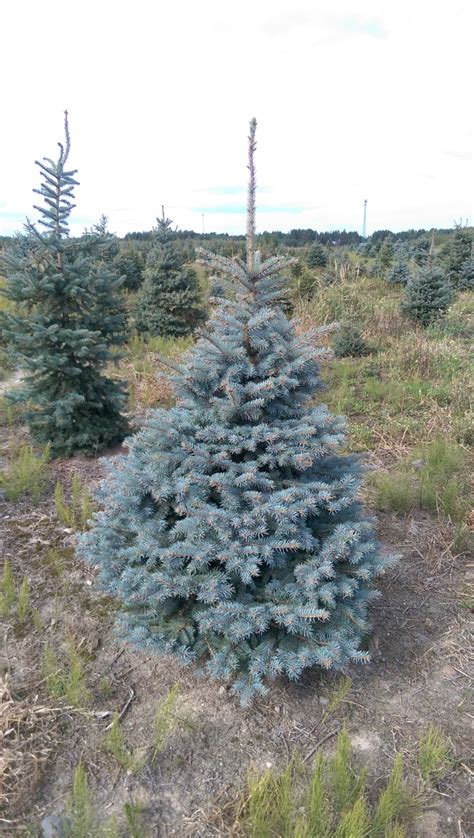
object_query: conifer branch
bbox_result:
[246,118,257,274]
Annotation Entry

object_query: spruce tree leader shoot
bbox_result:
[1,113,129,456]
[79,119,393,703]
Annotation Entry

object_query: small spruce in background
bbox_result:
[333,323,371,358]
[306,242,327,269]
[0,113,129,456]
[446,227,472,287]
[402,265,454,326]
[458,255,474,291]
[386,258,410,285]
[135,206,205,337]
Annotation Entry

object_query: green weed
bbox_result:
[417,725,453,783]
[44,547,68,577]
[42,644,64,697]
[42,637,90,707]
[123,801,148,838]
[17,577,30,621]
[62,763,123,837]
[64,763,96,837]
[416,437,468,520]
[65,636,91,707]
[0,559,16,617]
[55,473,93,530]
[103,714,143,773]
[239,727,416,837]
[322,676,352,722]
[32,608,43,631]
[0,443,50,502]
[151,683,180,762]
[0,561,32,623]
[372,753,416,834]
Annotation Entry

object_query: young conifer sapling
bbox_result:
[79,119,393,703]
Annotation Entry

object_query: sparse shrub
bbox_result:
[79,120,391,704]
[333,323,371,358]
[402,265,454,326]
[417,724,453,783]
[0,443,50,502]
[55,473,93,530]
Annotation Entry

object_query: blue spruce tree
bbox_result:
[78,120,391,703]
[0,114,128,456]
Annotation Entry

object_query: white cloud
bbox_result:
[1,0,472,236]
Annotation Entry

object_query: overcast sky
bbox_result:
[1,0,472,237]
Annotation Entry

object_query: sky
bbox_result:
[1,0,472,238]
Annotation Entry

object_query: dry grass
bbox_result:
[0,676,62,821]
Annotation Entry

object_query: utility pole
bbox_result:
[202,213,205,235]
[362,199,368,238]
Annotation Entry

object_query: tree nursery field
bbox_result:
[0,118,472,837]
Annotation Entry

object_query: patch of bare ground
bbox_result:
[1,446,472,837]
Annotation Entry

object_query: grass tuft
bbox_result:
[368,436,470,522]
[0,443,50,502]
